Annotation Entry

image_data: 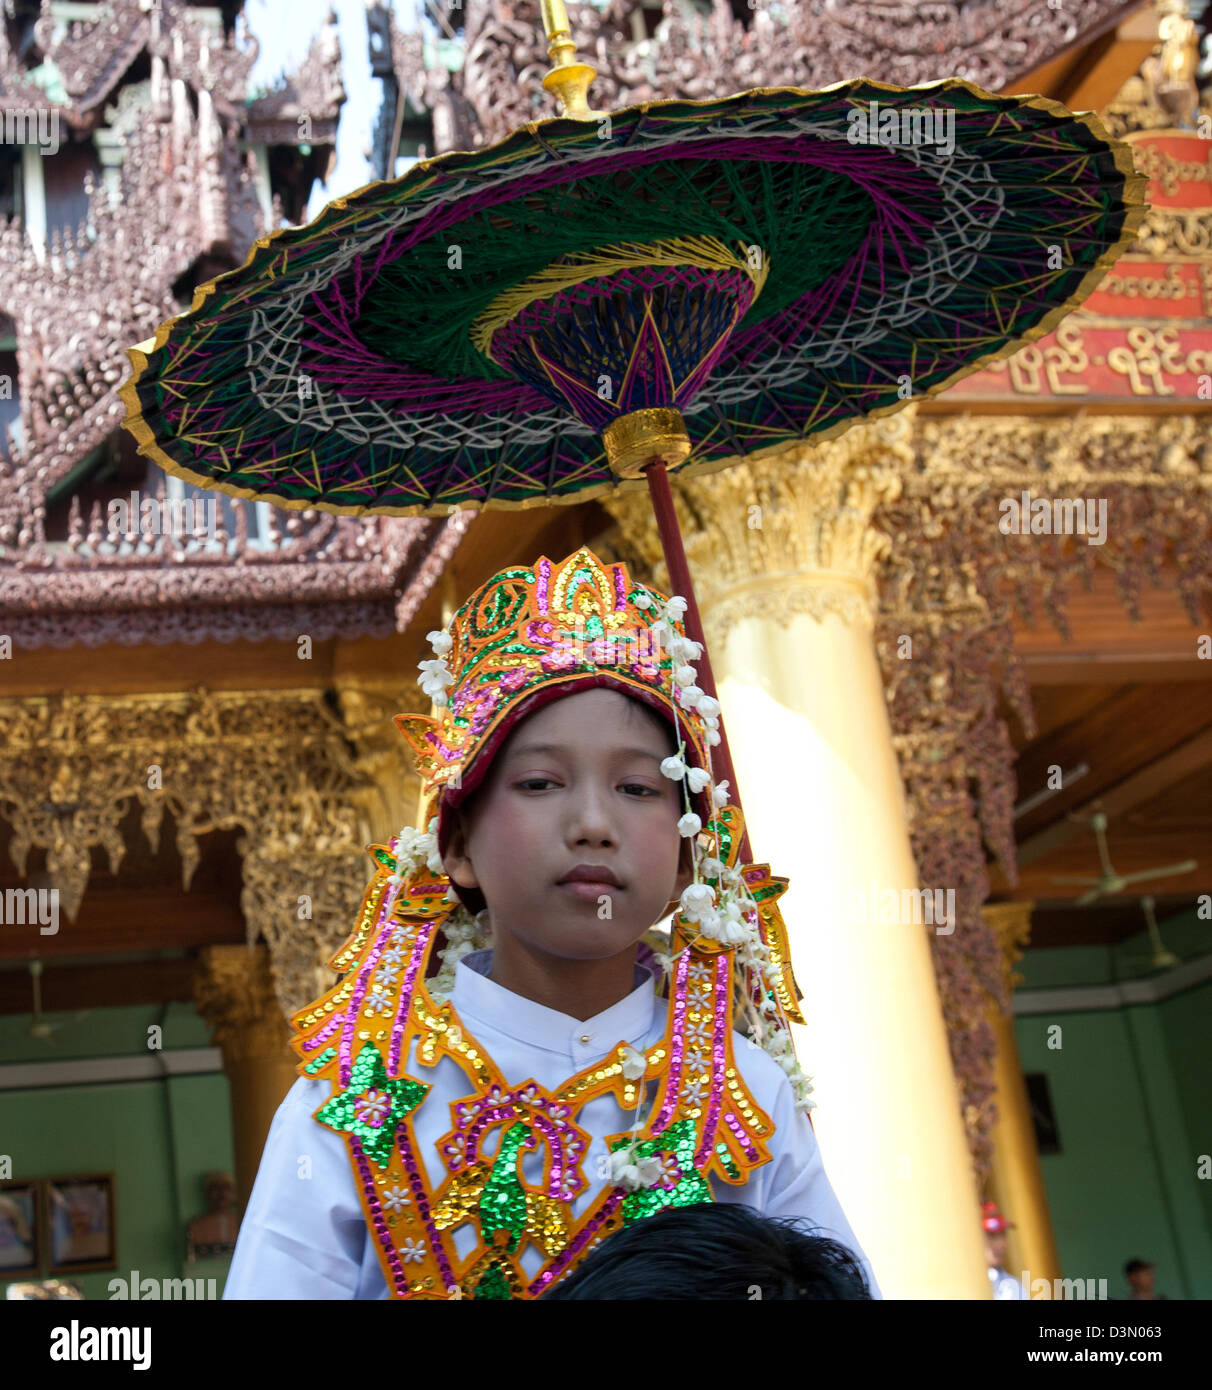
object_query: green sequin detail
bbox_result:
[715,1142,740,1180]
[479,1122,533,1254]
[316,1042,429,1168]
[705,815,733,863]
[473,1264,512,1301]
[613,1120,713,1225]
[372,847,397,872]
[304,1046,337,1076]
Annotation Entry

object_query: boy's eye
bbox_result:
[621,783,658,797]
[517,778,556,791]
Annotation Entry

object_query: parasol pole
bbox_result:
[537,3,754,864]
[643,457,754,866]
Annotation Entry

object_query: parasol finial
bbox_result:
[540,0,608,121]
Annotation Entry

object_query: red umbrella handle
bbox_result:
[643,461,754,865]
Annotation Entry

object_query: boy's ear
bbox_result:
[442,810,480,892]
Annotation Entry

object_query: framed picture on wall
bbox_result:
[44,1174,116,1275]
[0,1180,40,1278]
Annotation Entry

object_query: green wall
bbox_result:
[0,1001,234,1299]
[1014,906,1212,1300]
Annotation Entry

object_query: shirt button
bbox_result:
[580,1034,590,1044]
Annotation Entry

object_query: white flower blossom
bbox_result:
[711,781,730,808]
[677,684,702,708]
[680,882,716,922]
[426,629,453,657]
[696,695,721,720]
[668,636,703,663]
[677,811,702,838]
[673,664,697,687]
[664,596,688,624]
[699,855,726,879]
[660,755,688,781]
[685,767,710,794]
[704,728,721,747]
[635,1156,663,1187]
[632,591,655,610]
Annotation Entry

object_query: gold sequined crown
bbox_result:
[396,547,718,813]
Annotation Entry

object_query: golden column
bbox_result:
[981,901,1063,1292]
[194,944,299,1216]
[604,414,991,1297]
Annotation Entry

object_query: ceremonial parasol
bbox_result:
[119,2,1146,861]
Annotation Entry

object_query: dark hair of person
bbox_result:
[541,1201,873,1300]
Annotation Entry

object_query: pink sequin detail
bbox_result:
[388,917,436,1077]
[537,558,550,614]
[697,954,729,1166]
[613,566,626,608]
[394,1126,456,1292]
[655,947,692,1132]
[302,1013,341,1051]
[352,1138,408,1297]
[723,1111,759,1161]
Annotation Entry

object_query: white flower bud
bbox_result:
[696,695,721,719]
[677,811,702,838]
[427,629,453,656]
[685,767,710,794]
[660,755,687,781]
[711,780,730,807]
[619,1045,647,1081]
[678,685,702,708]
[665,596,688,624]
[673,664,697,687]
[704,728,721,747]
[632,592,655,610]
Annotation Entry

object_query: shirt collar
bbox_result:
[451,949,659,1062]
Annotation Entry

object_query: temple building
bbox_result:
[0,0,1209,1300]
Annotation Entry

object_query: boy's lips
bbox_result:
[558,879,624,902]
[557,864,624,888]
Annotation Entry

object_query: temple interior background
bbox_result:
[0,0,1208,1300]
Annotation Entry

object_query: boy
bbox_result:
[223,546,878,1300]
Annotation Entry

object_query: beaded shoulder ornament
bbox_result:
[288,547,812,1299]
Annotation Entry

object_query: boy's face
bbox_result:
[443,687,694,961]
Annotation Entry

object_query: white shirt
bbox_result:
[224,949,880,1299]
[989,1265,1030,1299]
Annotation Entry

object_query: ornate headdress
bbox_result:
[289,547,812,1298]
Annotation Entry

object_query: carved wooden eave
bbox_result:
[386,0,1162,156]
[0,510,474,650]
[0,3,384,652]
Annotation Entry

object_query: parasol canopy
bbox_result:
[120,78,1145,518]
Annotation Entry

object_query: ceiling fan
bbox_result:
[25,960,91,1041]
[1050,811,1198,907]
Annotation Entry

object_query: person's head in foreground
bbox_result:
[540,1201,873,1300]
[1124,1258,1156,1297]
[980,1199,1012,1269]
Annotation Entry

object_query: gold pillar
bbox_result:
[604,415,991,1297]
[982,901,1063,1293]
[194,944,299,1216]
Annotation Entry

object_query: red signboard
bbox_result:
[942,130,1212,404]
